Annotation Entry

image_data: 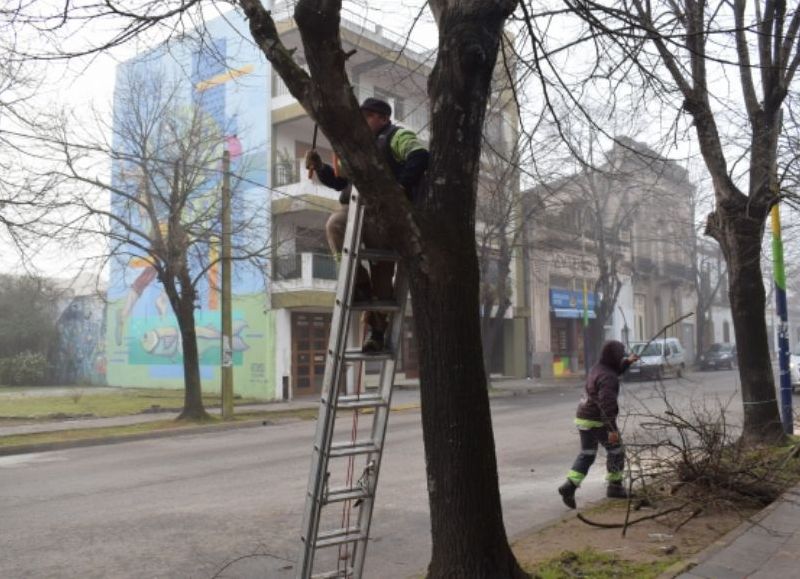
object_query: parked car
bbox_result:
[791,345,800,393]
[626,337,687,381]
[699,342,737,370]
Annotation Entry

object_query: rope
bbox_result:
[337,323,368,573]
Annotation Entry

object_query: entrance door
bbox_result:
[292,312,331,397]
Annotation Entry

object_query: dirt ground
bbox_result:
[512,497,759,576]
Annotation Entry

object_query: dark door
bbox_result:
[292,312,331,397]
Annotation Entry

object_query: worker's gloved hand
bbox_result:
[608,431,620,445]
[305,150,323,171]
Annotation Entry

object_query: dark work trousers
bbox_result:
[567,426,625,486]
[325,205,393,334]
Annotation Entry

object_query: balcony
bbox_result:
[635,256,657,274]
[272,162,342,210]
[663,261,693,282]
[272,252,338,295]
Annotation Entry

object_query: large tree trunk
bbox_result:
[411,256,525,577]
[695,304,708,363]
[240,0,525,574]
[410,2,526,576]
[163,271,209,421]
[708,201,784,444]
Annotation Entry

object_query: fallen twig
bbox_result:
[577,503,687,529]
[673,507,703,532]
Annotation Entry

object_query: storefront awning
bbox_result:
[553,308,597,319]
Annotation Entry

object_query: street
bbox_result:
[0,370,748,578]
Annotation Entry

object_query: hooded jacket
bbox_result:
[575,340,630,431]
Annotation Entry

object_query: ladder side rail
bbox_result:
[298,198,366,579]
[349,267,410,577]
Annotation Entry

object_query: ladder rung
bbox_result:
[349,299,400,312]
[356,248,400,262]
[327,440,380,458]
[343,348,393,362]
[323,485,371,505]
[312,569,353,579]
[336,393,387,410]
[315,526,366,548]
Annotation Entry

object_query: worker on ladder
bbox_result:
[305,97,429,353]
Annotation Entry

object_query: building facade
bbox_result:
[107,7,525,399]
[107,15,274,398]
[523,139,697,378]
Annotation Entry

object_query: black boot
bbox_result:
[606,482,632,499]
[558,479,577,509]
[362,329,385,353]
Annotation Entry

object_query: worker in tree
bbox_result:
[305,97,429,353]
[558,340,639,508]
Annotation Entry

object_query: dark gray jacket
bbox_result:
[576,340,631,431]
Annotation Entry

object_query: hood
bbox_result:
[599,340,627,374]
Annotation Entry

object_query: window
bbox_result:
[723,320,731,343]
[634,294,646,340]
[654,297,663,331]
[668,299,678,337]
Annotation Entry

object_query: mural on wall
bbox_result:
[106,16,273,397]
[53,296,107,385]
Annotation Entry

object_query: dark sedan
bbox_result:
[699,343,737,370]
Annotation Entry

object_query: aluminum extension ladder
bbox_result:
[297,191,409,579]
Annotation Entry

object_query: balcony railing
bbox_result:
[272,252,338,293]
[274,254,302,280]
[273,160,301,188]
[663,261,692,281]
[635,256,657,274]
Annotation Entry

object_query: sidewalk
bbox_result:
[0,375,579,439]
[674,484,800,578]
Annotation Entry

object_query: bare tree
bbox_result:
[516,0,800,444]
[40,70,267,420]
[476,104,525,378]
[0,30,58,258]
[685,177,729,360]
[241,2,527,573]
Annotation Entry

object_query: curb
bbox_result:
[0,417,273,457]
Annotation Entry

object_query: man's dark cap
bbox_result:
[360,97,392,117]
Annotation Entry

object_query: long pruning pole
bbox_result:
[307,124,319,179]
[636,312,694,355]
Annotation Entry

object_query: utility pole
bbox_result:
[221,150,234,420]
[771,203,792,434]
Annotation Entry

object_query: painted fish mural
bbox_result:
[141,320,249,359]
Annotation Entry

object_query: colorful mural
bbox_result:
[53,296,107,386]
[107,15,274,398]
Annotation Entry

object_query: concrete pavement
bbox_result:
[5,371,800,577]
[673,483,800,579]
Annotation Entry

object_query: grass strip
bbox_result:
[0,387,265,420]
[529,548,673,579]
[0,407,319,449]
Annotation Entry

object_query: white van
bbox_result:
[626,337,687,380]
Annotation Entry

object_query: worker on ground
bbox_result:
[305,97,429,353]
[558,340,639,509]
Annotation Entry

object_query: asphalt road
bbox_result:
[0,370,749,578]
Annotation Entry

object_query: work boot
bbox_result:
[362,330,385,353]
[558,479,577,509]
[606,482,632,499]
[352,282,372,303]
